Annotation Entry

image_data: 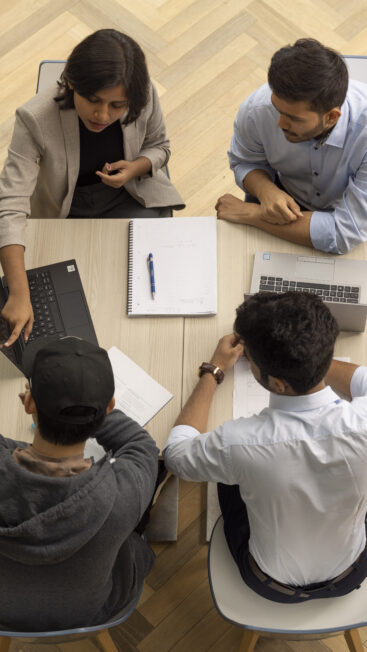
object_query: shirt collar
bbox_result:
[269,385,341,412]
[320,99,349,149]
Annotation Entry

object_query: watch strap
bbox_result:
[198,362,225,384]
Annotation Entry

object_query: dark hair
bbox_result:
[234,292,339,394]
[55,29,149,124]
[268,38,348,113]
[36,405,105,446]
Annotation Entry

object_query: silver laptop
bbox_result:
[249,251,367,332]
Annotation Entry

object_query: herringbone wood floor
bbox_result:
[2,1,367,650]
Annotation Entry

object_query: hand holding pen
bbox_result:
[148,253,155,299]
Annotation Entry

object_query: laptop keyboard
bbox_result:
[27,271,65,342]
[259,277,361,303]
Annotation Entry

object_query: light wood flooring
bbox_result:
[2,1,367,650]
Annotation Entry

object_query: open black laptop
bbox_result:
[0,259,98,371]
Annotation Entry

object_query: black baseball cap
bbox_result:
[22,336,115,424]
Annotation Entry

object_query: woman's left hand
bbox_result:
[95,160,137,188]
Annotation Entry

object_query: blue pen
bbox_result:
[148,253,155,299]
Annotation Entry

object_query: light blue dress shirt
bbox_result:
[228,82,367,254]
[164,367,367,586]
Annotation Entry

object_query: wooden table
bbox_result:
[0,220,184,452]
[2,218,367,446]
[1,218,367,538]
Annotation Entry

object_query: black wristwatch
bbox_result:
[198,362,225,384]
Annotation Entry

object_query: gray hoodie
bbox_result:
[0,409,158,631]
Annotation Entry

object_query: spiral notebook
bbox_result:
[127,217,217,316]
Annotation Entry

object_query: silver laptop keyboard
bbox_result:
[259,277,361,303]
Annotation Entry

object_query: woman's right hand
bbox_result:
[1,292,34,347]
[0,245,34,347]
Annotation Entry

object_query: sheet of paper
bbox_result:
[128,217,217,315]
[233,357,269,419]
[233,356,351,418]
[108,346,173,426]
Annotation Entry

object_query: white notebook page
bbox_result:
[108,346,173,426]
[128,217,217,315]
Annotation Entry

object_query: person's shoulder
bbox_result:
[238,83,272,112]
[145,78,159,111]
[236,84,274,126]
[345,80,367,122]
[348,79,367,97]
[16,85,62,122]
[0,434,23,452]
[221,411,273,447]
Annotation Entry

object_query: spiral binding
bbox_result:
[127,220,134,314]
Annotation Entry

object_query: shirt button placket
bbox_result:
[311,144,322,203]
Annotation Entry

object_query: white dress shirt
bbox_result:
[228,81,367,254]
[164,366,367,586]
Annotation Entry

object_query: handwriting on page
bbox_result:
[130,217,217,315]
[108,346,173,426]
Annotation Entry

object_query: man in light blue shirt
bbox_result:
[216,39,367,254]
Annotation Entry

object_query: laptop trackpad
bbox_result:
[295,257,334,281]
[58,291,89,328]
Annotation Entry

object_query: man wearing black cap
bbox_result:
[0,336,159,631]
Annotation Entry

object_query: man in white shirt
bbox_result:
[164,292,367,602]
[216,39,367,254]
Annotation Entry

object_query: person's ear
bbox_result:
[324,107,341,128]
[67,81,73,90]
[24,391,37,415]
[268,376,287,394]
[106,397,115,415]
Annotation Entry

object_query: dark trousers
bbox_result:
[134,461,167,535]
[217,483,367,603]
[67,183,169,219]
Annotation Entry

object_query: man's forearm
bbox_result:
[174,335,244,432]
[174,374,218,432]
[325,360,360,399]
[0,245,29,296]
[243,169,275,198]
[246,209,313,247]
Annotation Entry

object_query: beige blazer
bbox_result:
[0,81,185,248]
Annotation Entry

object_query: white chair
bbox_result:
[208,516,366,652]
[0,584,142,652]
[344,56,367,83]
[36,59,66,93]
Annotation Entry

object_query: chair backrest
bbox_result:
[36,60,66,93]
[344,56,367,84]
[208,515,367,637]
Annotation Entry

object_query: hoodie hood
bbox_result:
[0,442,117,565]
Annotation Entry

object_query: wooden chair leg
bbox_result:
[239,628,260,652]
[0,637,11,652]
[344,628,364,652]
[95,628,118,652]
